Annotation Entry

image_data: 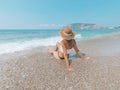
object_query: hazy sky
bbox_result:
[0,0,120,29]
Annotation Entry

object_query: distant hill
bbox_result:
[65,23,110,29]
[114,26,120,29]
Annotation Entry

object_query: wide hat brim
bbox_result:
[60,30,76,40]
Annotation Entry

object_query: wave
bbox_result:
[0,34,82,55]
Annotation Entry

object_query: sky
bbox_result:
[0,0,120,29]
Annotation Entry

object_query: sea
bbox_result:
[0,29,120,55]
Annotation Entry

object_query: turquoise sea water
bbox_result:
[0,29,120,55]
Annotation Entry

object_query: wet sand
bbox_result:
[0,33,120,90]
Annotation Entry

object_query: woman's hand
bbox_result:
[68,65,74,71]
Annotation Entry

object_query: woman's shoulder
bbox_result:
[72,39,76,44]
[61,39,66,44]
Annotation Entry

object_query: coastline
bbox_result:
[0,33,120,90]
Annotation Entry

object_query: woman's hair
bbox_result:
[66,39,73,43]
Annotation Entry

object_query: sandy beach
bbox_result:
[0,33,120,90]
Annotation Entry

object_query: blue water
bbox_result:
[0,29,120,55]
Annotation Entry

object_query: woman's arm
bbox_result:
[73,40,84,58]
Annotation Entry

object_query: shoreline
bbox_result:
[0,33,120,89]
[0,32,120,58]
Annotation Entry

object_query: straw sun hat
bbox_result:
[60,27,76,40]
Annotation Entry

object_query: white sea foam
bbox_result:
[0,34,82,55]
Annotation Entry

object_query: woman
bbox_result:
[49,27,90,71]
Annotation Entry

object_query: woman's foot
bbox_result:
[48,49,53,55]
[48,49,61,60]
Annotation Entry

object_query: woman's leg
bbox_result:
[48,50,61,60]
[48,42,60,56]
[48,42,64,60]
[56,42,64,59]
[54,42,60,51]
[58,52,64,59]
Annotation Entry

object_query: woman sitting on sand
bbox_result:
[49,28,90,71]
